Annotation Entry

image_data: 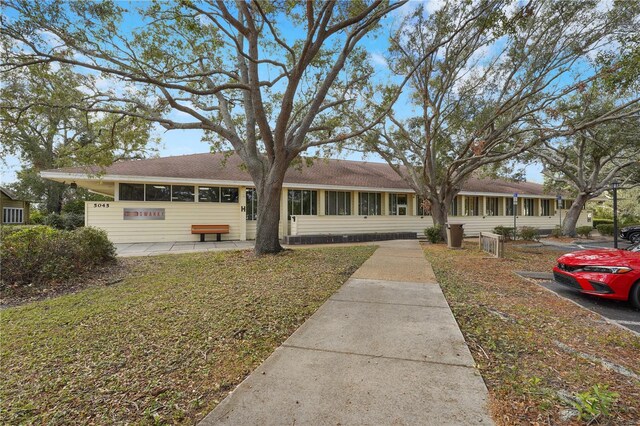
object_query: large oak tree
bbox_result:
[1,0,407,254]
[354,0,640,236]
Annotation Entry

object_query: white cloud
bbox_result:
[369,52,388,68]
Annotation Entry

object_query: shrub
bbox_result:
[576,226,593,238]
[29,210,46,224]
[519,226,540,241]
[0,226,115,287]
[573,384,619,422]
[493,225,515,240]
[550,225,563,238]
[424,225,443,244]
[596,224,614,236]
[62,213,85,230]
[43,212,64,229]
[592,218,613,228]
[71,227,115,265]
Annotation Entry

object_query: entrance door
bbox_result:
[397,194,407,216]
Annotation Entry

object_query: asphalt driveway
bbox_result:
[518,271,640,334]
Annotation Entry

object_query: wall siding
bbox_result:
[86,201,243,243]
[290,211,591,237]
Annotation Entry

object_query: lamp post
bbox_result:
[513,193,518,240]
[612,180,619,249]
[556,195,562,233]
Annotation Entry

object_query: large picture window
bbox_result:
[198,186,220,202]
[3,207,24,224]
[146,184,171,201]
[221,187,239,203]
[450,196,459,216]
[541,199,550,216]
[288,189,317,216]
[119,183,145,201]
[325,191,351,215]
[246,188,258,220]
[465,196,480,216]
[171,185,195,202]
[358,192,382,215]
[486,197,499,216]
[523,198,535,216]
[389,194,408,215]
[506,198,515,216]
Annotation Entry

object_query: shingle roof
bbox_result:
[44,152,554,196]
[0,186,18,200]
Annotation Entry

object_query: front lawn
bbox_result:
[424,242,640,425]
[1,246,375,424]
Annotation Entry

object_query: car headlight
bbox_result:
[581,266,632,274]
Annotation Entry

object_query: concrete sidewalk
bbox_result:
[115,241,254,257]
[200,240,494,425]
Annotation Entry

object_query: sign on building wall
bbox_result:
[123,208,165,220]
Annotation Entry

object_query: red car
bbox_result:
[553,243,640,309]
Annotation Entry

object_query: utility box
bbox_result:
[447,223,464,248]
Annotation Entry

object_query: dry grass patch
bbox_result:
[424,242,640,425]
[1,246,375,425]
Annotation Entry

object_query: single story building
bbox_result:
[1,187,30,225]
[41,153,591,243]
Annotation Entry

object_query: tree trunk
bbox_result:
[428,194,450,241]
[253,165,288,255]
[562,193,590,237]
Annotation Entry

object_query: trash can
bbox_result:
[446,223,464,248]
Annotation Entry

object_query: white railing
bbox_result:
[479,232,504,258]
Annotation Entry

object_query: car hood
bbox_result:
[558,249,640,267]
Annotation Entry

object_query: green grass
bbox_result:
[424,242,640,425]
[0,246,375,425]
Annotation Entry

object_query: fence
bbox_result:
[479,232,504,258]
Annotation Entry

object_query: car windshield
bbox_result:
[625,243,640,252]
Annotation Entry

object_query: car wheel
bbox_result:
[630,232,640,244]
[631,283,640,310]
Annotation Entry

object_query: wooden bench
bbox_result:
[191,224,230,242]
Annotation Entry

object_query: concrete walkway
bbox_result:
[200,240,494,425]
[115,241,254,257]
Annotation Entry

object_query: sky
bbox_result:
[0,0,546,187]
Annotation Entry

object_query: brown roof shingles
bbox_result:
[45,152,553,196]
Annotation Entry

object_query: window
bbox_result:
[171,185,194,202]
[246,188,258,220]
[221,187,239,203]
[416,196,431,216]
[288,190,317,217]
[541,199,550,216]
[562,199,573,209]
[325,191,351,215]
[506,198,515,216]
[358,192,382,215]
[465,196,480,216]
[389,194,408,215]
[486,197,499,216]
[119,183,145,201]
[3,207,24,224]
[198,186,220,202]
[523,198,535,216]
[146,184,171,201]
[450,196,459,216]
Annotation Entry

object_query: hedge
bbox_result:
[0,225,115,287]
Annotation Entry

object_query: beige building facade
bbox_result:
[41,153,591,244]
[1,187,30,225]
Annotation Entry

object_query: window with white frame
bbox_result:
[325,191,351,215]
[288,189,317,217]
[523,198,535,216]
[486,197,499,216]
[358,192,382,215]
[246,188,258,220]
[3,207,24,224]
[541,199,551,216]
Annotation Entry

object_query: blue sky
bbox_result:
[0,0,545,186]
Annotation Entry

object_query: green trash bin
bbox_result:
[447,223,464,248]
